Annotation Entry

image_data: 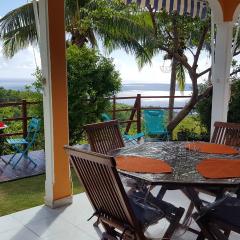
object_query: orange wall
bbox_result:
[219,0,240,21]
[48,0,72,200]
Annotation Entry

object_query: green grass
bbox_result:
[0,170,84,216]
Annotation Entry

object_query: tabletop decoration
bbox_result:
[185,142,238,155]
[196,158,240,179]
[116,155,172,174]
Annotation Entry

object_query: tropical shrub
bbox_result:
[196,79,240,135]
[67,45,121,143]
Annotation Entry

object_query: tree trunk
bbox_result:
[168,58,177,123]
[167,74,198,131]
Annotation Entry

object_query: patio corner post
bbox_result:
[39,0,72,208]
[209,0,240,135]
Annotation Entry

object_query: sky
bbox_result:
[0,0,210,85]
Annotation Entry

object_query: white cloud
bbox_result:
[0,38,211,87]
[110,49,210,84]
[0,42,40,80]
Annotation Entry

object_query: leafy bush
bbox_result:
[67,45,121,143]
[228,79,240,123]
[196,79,240,135]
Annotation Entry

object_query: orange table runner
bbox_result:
[185,142,238,155]
[196,158,240,179]
[116,155,172,174]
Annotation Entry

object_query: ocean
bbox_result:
[0,79,34,90]
[0,79,192,107]
[118,83,192,107]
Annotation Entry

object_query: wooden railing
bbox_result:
[109,94,191,134]
[0,95,191,139]
[0,100,41,139]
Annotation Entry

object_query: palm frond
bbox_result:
[176,63,186,93]
[0,2,37,58]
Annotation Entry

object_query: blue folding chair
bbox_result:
[143,110,169,140]
[100,113,144,144]
[5,118,41,169]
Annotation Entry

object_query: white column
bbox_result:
[38,0,54,204]
[211,22,233,134]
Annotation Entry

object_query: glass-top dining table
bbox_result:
[77,141,240,211]
[110,141,240,188]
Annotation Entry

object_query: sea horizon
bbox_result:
[0,78,192,107]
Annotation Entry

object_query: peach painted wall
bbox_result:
[47,0,72,200]
[219,0,240,21]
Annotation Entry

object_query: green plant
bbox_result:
[67,45,121,143]
[196,78,240,136]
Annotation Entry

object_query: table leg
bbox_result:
[183,187,204,212]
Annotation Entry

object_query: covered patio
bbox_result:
[36,0,240,210]
[1,0,240,239]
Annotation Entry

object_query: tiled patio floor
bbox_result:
[0,150,45,183]
[0,191,239,240]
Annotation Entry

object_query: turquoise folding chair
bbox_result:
[100,113,144,144]
[5,118,41,169]
[143,110,169,140]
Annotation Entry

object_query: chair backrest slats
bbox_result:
[143,110,166,135]
[84,120,125,155]
[211,122,240,146]
[65,147,138,229]
[26,118,40,143]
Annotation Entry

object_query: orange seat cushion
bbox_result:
[116,155,172,174]
[185,142,238,155]
[196,158,240,179]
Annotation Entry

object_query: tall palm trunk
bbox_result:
[168,57,177,125]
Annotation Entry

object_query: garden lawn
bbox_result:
[0,170,84,216]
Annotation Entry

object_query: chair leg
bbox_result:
[5,151,18,165]
[223,229,231,238]
[196,233,205,240]
[182,201,195,226]
[26,154,37,168]
[156,186,168,200]
[12,146,37,169]
[12,152,25,169]
[5,144,24,166]
[192,213,217,240]
[101,232,117,240]
[163,207,185,239]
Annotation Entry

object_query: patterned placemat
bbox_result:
[196,158,240,179]
[116,155,172,174]
[185,142,239,155]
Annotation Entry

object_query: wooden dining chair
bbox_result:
[84,120,125,155]
[193,196,240,240]
[211,122,240,147]
[64,146,184,240]
[185,122,240,234]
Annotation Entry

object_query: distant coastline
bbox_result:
[0,79,192,107]
[0,78,34,90]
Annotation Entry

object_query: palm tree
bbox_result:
[0,0,151,58]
